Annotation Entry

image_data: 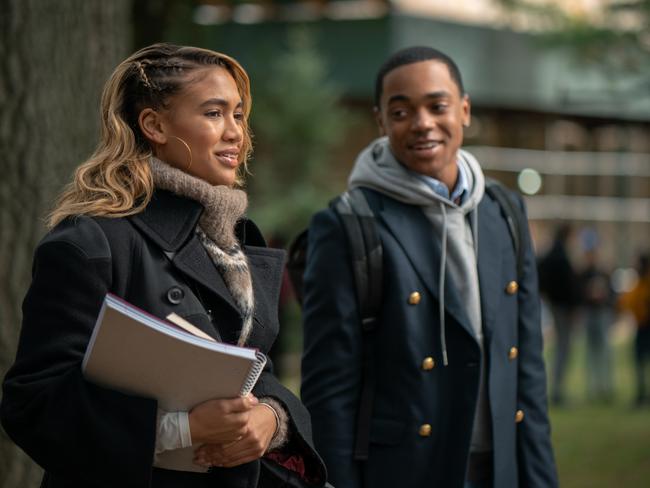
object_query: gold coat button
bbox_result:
[515,409,525,423]
[422,357,435,370]
[506,281,519,295]
[408,292,421,305]
[418,424,432,437]
[508,347,519,361]
[506,280,519,295]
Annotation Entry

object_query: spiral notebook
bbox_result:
[82,293,266,472]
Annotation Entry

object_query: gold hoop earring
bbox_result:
[170,136,193,171]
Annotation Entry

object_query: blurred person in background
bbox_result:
[538,224,580,405]
[577,229,615,402]
[301,46,557,488]
[619,253,650,407]
[0,43,327,488]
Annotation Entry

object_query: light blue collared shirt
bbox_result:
[410,158,469,204]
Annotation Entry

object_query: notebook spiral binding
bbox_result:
[239,351,267,395]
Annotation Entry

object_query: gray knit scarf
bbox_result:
[149,157,254,346]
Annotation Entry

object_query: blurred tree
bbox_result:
[133,0,194,49]
[246,28,358,239]
[0,1,131,487]
[498,0,650,83]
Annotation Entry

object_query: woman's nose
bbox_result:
[223,117,243,143]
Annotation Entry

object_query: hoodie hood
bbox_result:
[348,136,484,212]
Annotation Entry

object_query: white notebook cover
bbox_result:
[82,293,266,472]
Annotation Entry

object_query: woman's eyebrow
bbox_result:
[199,98,243,108]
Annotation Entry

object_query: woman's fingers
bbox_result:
[189,396,255,444]
[194,442,262,468]
[191,400,276,466]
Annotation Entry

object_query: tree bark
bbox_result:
[0,1,132,486]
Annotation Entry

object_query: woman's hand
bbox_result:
[193,403,278,468]
[188,394,258,445]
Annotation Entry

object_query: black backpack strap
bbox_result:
[485,178,526,280]
[330,187,382,461]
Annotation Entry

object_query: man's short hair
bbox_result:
[374,46,465,107]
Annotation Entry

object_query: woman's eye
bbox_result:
[234,112,244,121]
[205,110,222,118]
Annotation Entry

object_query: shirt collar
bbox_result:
[410,158,469,204]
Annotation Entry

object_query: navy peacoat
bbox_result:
[301,187,557,488]
[1,190,326,488]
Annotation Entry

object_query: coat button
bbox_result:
[418,424,432,437]
[506,281,518,295]
[515,409,525,423]
[166,286,185,305]
[422,357,435,370]
[408,292,421,305]
[508,347,519,361]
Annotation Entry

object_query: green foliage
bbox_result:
[246,28,358,239]
[498,0,650,75]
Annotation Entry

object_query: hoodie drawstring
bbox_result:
[439,205,479,367]
[439,202,449,366]
[471,207,479,256]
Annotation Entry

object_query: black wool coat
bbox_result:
[1,190,326,488]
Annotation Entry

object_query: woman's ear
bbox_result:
[138,108,167,145]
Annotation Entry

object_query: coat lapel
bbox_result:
[378,197,475,339]
[245,246,286,323]
[172,237,240,313]
[476,196,503,339]
[129,190,241,315]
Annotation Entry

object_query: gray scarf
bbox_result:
[149,158,254,346]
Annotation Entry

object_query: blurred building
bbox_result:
[178,0,650,267]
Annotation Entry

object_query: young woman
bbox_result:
[1,43,326,488]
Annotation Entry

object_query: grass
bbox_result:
[551,404,650,487]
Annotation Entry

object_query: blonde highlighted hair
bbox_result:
[48,43,253,228]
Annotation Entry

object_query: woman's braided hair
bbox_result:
[125,44,252,155]
[49,43,252,227]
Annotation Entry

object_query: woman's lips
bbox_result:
[215,151,240,168]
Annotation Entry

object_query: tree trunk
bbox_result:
[0,1,132,486]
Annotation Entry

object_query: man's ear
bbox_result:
[374,107,386,136]
[138,108,167,145]
[461,94,471,128]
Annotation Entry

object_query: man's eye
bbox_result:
[391,109,407,119]
[431,103,448,113]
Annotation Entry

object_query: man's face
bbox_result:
[376,60,470,184]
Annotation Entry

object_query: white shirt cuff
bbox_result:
[155,408,192,454]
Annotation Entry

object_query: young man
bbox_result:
[301,47,557,488]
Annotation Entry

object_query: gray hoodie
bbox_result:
[349,136,491,453]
